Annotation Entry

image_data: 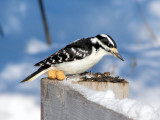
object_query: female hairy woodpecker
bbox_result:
[21,34,124,82]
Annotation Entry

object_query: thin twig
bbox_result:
[38,0,51,45]
[0,23,4,38]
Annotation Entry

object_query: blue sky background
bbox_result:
[0,0,160,119]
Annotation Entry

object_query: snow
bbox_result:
[26,38,50,54]
[149,1,160,18]
[26,37,65,55]
[0,94,40,120]
[0,62,40,92]
[1,0,160,120]
[60,78,160,120]
[0,63,33,81]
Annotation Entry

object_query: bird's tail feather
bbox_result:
[21,66,50,83]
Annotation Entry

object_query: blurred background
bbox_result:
[0,0,160,119]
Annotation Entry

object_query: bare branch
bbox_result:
[0,23,4,38]
[38,0,51,45]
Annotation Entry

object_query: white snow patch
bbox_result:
[0,62,42,91]
[135,87,160,110]
[149,1,160,18]
[138,59,160,68]
[0,94,40,120]
[58,79,160,120]
[142,50,160,57]
[26,38,50,54]
[105,90,115,99]
[126,43,158,52]
[0,63,33,81]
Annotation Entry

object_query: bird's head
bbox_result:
[95,34,124,61]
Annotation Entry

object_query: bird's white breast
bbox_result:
[53,47,109,74]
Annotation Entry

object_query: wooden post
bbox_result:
[41,76,130,120]
[72,81,129,99]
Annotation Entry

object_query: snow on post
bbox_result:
[72,81,129,99]
[41,73,130,120]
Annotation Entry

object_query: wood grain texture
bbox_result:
[41,78,131,120]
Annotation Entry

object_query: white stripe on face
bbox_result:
[100,34,114,46]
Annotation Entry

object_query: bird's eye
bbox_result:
[108,44,113,48]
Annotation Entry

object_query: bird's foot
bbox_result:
[48,70,66,81]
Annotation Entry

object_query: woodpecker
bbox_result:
[21,34,124,82]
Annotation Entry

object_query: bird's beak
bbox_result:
[111,48,124,61]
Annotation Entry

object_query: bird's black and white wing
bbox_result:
[34,38,93,67]
[21,38,93,83]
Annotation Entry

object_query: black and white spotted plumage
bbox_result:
[21,34,124,83]
[34,38,92,66]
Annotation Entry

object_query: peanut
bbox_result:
[56,70,66,80]
[48,70,56,79]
